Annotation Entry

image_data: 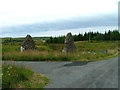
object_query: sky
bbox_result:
[0,0,119,37]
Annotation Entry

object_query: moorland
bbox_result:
[2,30,119,61]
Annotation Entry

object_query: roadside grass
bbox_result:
[2,63,49,88]
[2,50,118,61]
[77,52,118,61]
[2,51,76,61]
[2,41,118,61]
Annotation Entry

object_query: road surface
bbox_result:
[3,56,118,88]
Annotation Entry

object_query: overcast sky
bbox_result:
[0,0,119,37]
[0,0,119,27]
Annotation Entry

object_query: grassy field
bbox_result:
[2,38,119,61]
[2,63,49,88]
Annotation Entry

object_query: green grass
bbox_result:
[75,41,118,51]
[36,45,51,51]
[2,50,118,61]
[2,41,119,61]
[2,45,19,52]
[2,63,49,88]
[2,51,76,61]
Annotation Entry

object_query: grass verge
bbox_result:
[2,63,49,88]
[2,50,118,61]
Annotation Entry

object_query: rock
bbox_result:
[62,32,76,53]
[20,34,35,52]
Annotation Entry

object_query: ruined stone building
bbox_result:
[20,34,35,52]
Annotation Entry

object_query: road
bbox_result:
[3,56,118,88]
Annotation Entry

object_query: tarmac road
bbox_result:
[3,56,119,88]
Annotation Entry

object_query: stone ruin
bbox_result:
[20,34,35,52]
[62,32,76,53]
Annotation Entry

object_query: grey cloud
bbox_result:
[2,13,118,37]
